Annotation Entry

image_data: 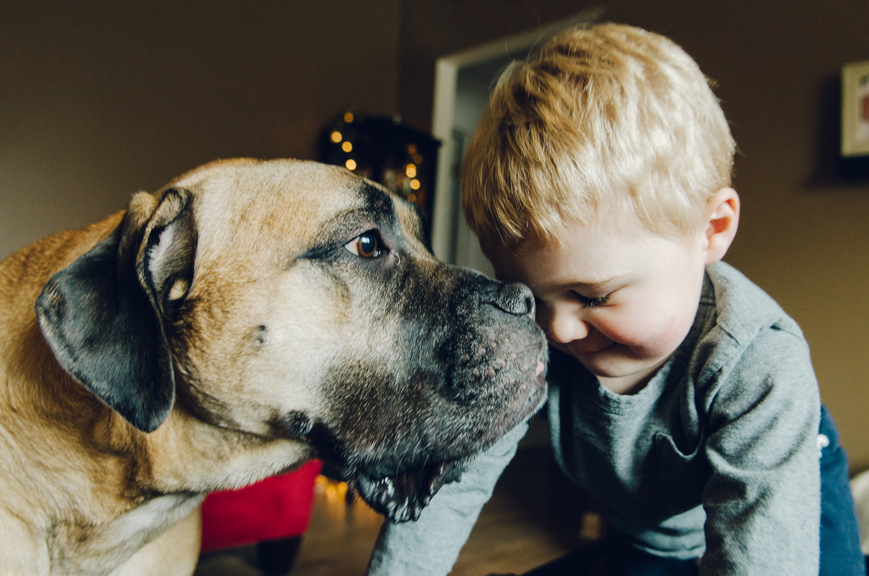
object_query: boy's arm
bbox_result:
[365,420,529,576]
[700,329,821,574]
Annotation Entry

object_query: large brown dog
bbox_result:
[0,159,547,575]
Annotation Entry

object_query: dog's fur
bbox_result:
[0,159,547,576]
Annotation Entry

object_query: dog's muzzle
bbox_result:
[299,274,548,524]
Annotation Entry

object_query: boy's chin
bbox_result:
[579,353,671,393]
[559,344,626,375]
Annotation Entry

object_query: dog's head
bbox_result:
[35,159,547,522]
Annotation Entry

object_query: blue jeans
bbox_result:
[523,405,865,575]
[819,404,865,576]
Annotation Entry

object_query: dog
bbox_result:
[0,158,547,576]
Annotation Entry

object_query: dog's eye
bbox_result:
[345,231,385,259]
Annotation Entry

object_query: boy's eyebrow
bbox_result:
[541,274,627,292]
[576,276,622,288]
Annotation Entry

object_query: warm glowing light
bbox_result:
[316,475,351,503]
[330,131,342,143]
[410,179,421,190]
[326,480,348,501]
[342,141,353,152]
[407,193,417,203]
[405,164,417,178]
[344,112,354,123]
[345,159,357,170]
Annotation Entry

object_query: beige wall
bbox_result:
[0,0,401,259]
[3,1,869,471]
[399,0,869,471]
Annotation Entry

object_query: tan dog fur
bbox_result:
[0,159,546,575]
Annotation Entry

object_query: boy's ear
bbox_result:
[703,188,740,265]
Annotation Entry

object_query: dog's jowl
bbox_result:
[0,158,547,576]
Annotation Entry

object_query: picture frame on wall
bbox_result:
[841,60,869,158]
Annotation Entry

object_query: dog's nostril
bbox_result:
[524,294,535,317]
[492,282,535,317]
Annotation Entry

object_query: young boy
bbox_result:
[365,24,864,575]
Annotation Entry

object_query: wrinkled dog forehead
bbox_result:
[166,159,414,266]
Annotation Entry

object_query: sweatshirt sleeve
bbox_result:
[699,326,821,574]
[365,420,529,576]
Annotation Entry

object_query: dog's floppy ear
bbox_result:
[36,188,197,433]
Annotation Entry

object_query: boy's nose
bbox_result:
[543,306,590,344]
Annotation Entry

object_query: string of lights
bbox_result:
[320,111,441,229]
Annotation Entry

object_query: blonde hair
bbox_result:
[462,23,735,250]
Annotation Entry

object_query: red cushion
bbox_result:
[200,460,322,552]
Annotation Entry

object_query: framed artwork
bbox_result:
[841,60,869,158]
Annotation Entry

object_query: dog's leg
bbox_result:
[108,507,202,576]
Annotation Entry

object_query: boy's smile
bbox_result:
[486,213,710,395]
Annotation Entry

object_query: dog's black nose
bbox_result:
[490,282,535,317]
[449,275,535,319]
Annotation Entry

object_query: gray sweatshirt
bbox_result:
[366,261,821,575]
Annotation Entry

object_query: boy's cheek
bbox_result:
[611,314,693,360]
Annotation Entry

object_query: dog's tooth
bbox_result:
[380,477,395,498]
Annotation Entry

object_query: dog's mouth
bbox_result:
[317,346,548,524]
[342,364,546,523]
[347,460,467,523]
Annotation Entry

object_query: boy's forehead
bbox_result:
[489,222,632,284]
[487,211,705,292]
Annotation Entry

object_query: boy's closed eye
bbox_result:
[530,292,611,311]
[575,292,611,309]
